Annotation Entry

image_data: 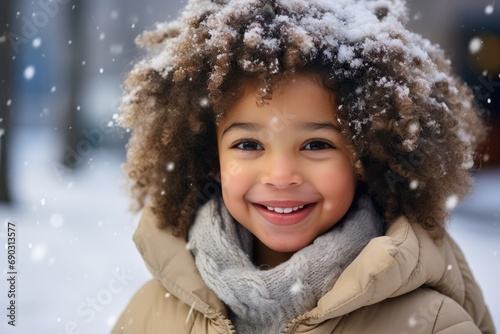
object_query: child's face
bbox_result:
[217,73,357,253]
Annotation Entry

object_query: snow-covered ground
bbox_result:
[0,128,499,333]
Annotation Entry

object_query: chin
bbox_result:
[264,237,312,253]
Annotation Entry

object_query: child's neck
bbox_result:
[253,239,295,269]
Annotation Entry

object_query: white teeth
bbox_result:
[265,205,305,214]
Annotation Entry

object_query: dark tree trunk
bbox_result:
[62,0,85,168]
[0,0,12,203]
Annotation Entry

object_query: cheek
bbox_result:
[219,154,243,186]
[313,164,356,210]
[220,169,253,219]
[220,159,250,197]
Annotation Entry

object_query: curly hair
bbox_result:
[120,0,488,239]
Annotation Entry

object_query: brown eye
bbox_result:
[302,140,334,151]
[233,140,264,151]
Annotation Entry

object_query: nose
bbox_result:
[260,154,303,189]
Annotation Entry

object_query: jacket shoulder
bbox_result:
[112,279,197,334]
[336,287,482,334]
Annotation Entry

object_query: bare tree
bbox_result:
[62,0,85,168]
[0,0,12,203]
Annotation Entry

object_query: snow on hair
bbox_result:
[120,0,488,239]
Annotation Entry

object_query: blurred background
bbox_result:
[0,0,498,333]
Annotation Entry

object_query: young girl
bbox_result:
[113,0,495,333]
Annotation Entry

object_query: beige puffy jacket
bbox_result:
[113,206,495,334]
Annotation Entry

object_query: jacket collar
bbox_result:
[132,205,228,318]
[307,215,465,321]
[133,206,465,321]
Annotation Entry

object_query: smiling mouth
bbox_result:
[260,204,310,214]
[254,202,315,225]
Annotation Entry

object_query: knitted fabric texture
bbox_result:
[188,195,385,334]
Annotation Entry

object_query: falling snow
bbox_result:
[50,213,64,228]
[32,37,42,48]
[409,180,419,190]
[107,316,117,327]
[290,281,303,294]
[0,2,500,332]
[200,97,209,107]
[469,38,482,54]
[31,244,47,262]
[446,195,459,210]
[24,66,36,80]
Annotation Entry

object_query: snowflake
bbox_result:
[408,315,417,327]
[31,244,47,262]
[50,213,64,228]
[24,66,36,80]
[445,195,458,210]
[200,97,209,107]
[32,37,42,48]
[468,37,482,54]
[290,280,303,294]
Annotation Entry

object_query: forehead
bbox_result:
[221,72,337,123]
[216,74,342,142]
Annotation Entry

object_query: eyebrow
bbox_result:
[221,121,341,136]
[300,122,341,133]
[222,122,261,136]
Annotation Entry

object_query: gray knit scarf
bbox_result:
[188,195,384,334]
